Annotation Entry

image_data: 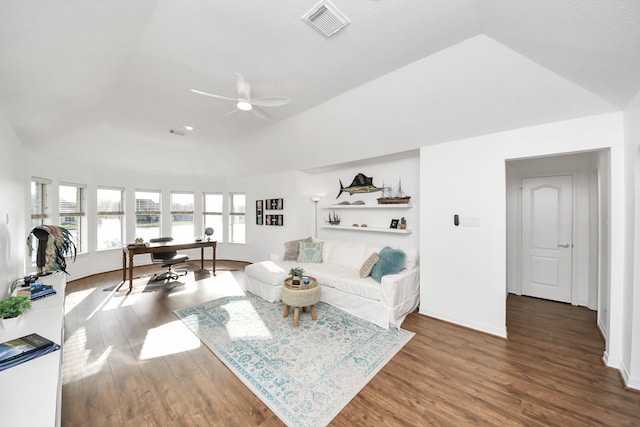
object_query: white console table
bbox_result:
[0,272,66,426]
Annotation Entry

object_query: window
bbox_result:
[59,183,86,253]
[97,187,124,250]
[203,193,223,242]
[229,193,245,243]
[30,178,49,229]
[135,190,161,242]
[171,192,194,242]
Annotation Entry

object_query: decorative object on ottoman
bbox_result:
[289,266,305,286]
[282,277,321,327]
[371,246,407,282]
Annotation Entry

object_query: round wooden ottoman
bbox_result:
[282,277,320,327]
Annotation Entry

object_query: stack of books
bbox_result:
[0,333,60,371]
[16,282,57,300]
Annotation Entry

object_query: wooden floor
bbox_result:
[61,262,640,426]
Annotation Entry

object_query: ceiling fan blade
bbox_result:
[223,106,240,117]
[191,89,237,102]
[251,106,271,120]
[235,73,251,101]
[250,97,291,107]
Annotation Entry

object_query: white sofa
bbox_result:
[245,239,420,329]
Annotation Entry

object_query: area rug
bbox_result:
[174,293,414,427]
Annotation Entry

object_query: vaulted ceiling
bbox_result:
[2,1,640,176]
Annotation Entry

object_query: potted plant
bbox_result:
[0,296,32,328]
[289,266,305,286]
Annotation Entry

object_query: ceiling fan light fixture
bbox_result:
[237,100,252,111]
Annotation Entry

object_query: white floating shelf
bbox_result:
[321,225,412,234]
[321,204,413,209]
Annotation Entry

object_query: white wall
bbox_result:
[308,154,420,253]
[623,89,640,388]
[420,113,625,350]
[0,116,28,297]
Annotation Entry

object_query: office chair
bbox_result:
[149,237,189,282]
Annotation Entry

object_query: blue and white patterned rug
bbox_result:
[174,293,414,427]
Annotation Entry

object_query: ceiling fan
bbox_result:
[191,73,290,120]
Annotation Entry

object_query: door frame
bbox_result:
[507,162,599,310]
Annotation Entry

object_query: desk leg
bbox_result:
[128,253,134,291]
[212,245,216,276]
[200,247,204,270]
[122,251,126,282]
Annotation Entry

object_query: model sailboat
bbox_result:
[377,179,411,204]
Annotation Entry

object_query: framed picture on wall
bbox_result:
[256,200,263,225]
[265,198,284,210]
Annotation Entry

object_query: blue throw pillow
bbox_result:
[370,247,406,282]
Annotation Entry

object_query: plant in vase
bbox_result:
[289,267,305,286]
[0,296,32,328]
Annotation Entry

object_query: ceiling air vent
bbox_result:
[303,1,350,38]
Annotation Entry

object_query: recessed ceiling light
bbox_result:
[184,125,194,131]
[237,101,252,111]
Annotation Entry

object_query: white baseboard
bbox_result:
[620,363,640,391]
[418,308,507,338]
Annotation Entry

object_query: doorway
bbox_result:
[506,151,605,310]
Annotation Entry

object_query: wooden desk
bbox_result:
[122,240,217,291]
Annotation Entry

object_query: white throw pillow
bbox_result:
[327,241,368,270]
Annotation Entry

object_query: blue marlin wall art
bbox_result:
[337,173,383,198]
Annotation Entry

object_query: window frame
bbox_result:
[170,191,195,241]
[135,189,162,241]
[59,182,87,253]
[96,186,125,251]
[228,192,246,244]
[203,192,224,243]
[30,177,50,228]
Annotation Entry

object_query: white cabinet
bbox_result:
[0,272,66,426]
[320,204,413,234]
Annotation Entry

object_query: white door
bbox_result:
[521,176,573,302]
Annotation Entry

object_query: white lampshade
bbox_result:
[311,195,322,202]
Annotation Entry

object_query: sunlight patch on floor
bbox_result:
[223,300,272,340]
[63,326,113,384]
[64,288,95,316]
[139,320,200,360]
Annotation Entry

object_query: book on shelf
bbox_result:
[0,333,60,371]
[16,282,57,301]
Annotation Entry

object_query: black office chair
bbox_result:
[149,237,189,282]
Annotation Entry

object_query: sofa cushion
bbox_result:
[297,241,323,263]
[359,252,379,278]
[327,241,368,270]
[371,247,407,282]
[283,237,311,261]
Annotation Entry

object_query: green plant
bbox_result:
[0,296,32,319]
[289,267,305,277]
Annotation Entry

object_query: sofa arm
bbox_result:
[379,267,420,307]
[270,252,284,262]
